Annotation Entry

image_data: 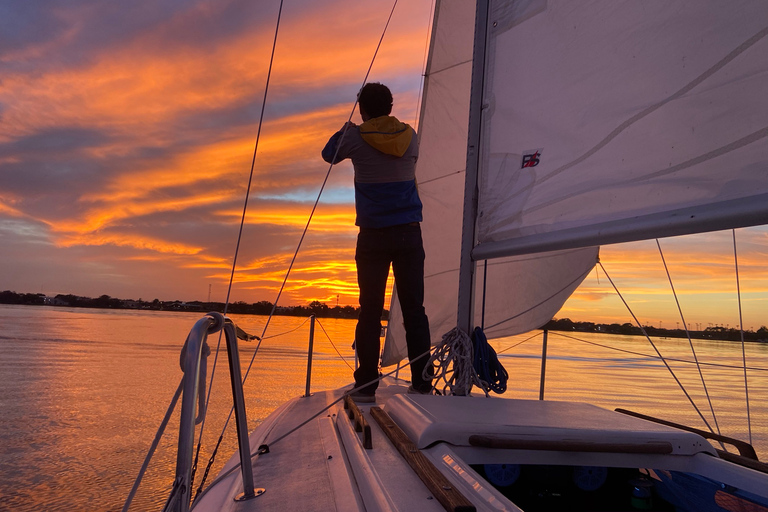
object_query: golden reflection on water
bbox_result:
[1,305,766,511]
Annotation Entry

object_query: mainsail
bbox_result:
[383,0,768,366]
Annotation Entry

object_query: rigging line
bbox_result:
[314,318,354,371]
[734,229,753,444]
[418,168,465,186]
[240,0,401,385]
[193,3,404,496]
[549,331,768,372]
[268,350,430,448]
[598,261,716,435]
[191,0,286,501]
[122,379,183,512]
[223,0,285,317]
[496,332,542,355]
[656,239,722,437]
[262,316,311,340]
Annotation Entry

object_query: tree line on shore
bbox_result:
[3,290,765,341]
[542,317,768,342]
[0,290,369,319]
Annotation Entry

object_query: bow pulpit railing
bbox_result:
[164,312,258,512]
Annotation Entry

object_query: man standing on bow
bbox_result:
[322,82,432,402]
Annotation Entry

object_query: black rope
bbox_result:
[472,327,508,394]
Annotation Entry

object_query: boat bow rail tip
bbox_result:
[163,312,261,512]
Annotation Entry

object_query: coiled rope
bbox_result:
[472,327,508,395]
[425,327,484,396]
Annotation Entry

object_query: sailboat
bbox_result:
[138,1,768,511]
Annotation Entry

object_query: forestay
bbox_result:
[384,0,768,366]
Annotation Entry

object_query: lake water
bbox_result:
[1,305,766,511]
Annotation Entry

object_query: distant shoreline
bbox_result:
[0,290,368,320]
[541,318,768,343]
[2,290,765,342]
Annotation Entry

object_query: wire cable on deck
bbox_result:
[598,261,716,435]
[733,229,753,444]
[657,239,722,437]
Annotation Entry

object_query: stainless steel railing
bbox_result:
[164,312,257,512]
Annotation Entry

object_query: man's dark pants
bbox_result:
[354,223,431,394]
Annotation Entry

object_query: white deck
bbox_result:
[191,380,765,512]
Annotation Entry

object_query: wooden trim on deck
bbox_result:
[370,407,476,512]
[469,435,674,454]
[343,395,372,449]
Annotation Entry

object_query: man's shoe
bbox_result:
[350,390,376,403]
[407,385,432,395]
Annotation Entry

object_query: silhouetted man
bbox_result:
[322,82,432,402]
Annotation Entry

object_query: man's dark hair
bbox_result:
[358,82,392,118]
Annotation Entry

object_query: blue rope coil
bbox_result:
[472,327,508,394]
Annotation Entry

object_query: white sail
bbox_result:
[475,0,768,259]
[382,0,597,366]
[384,0,768,366]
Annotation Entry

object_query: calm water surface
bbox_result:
[1,305,766,511]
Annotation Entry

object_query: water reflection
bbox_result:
[0,305,765,511]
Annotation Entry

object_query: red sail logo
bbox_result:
[521,150,541,168]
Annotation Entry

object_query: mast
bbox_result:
[456,0,489,335]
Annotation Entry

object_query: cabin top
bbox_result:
[383,394,717,457]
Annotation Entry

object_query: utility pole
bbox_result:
[208,284,212,303]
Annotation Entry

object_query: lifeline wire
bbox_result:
[314,318,355,371]
[733,229,753,444]
[496,332,542,355]
[598,261,716,434]
[550,331,768,372]
[656,239,722,436]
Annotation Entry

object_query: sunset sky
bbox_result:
[2,1,766,330]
